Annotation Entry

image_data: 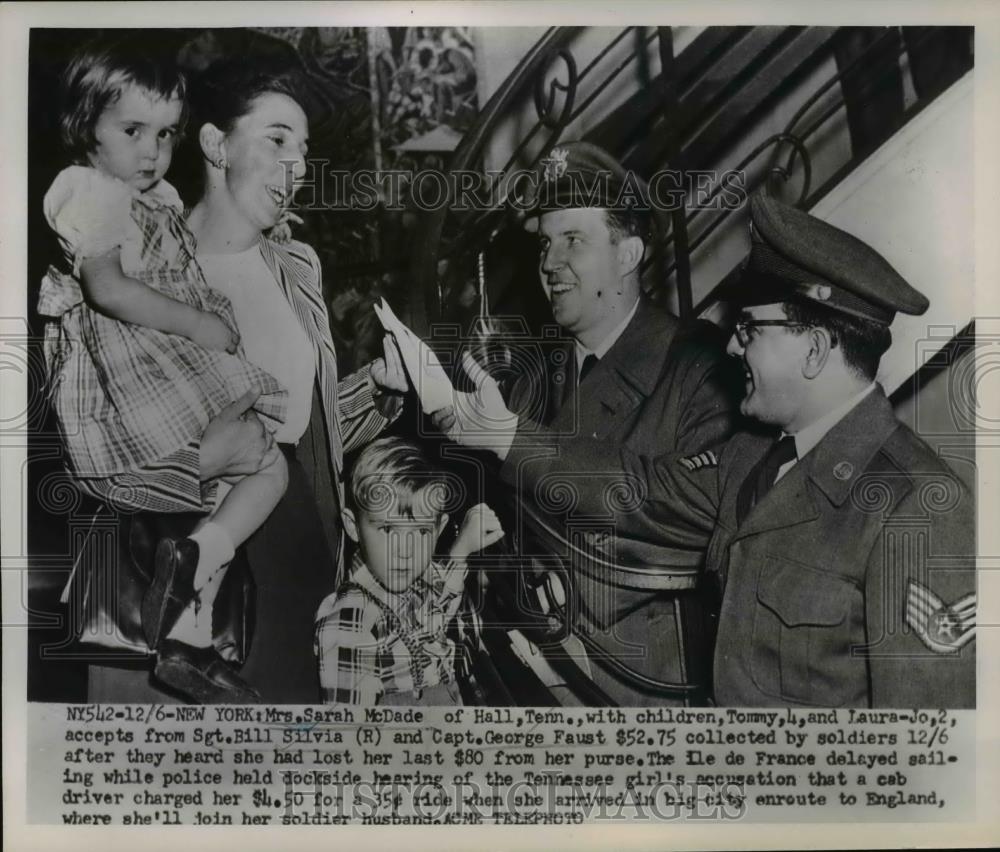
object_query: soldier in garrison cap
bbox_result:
[572,193,975,707]
[433,141,740,706]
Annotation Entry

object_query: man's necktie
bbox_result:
[736,435,797,526]
[579,353,599,385]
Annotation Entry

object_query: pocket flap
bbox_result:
[756,559,854,628]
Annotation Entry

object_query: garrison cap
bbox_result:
[733,194,929,325]
[520,141,651,235]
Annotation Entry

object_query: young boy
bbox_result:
[314,437,503,705]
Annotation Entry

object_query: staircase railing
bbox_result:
[409,25,972,333]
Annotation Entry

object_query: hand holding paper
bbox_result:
[373,299,518,457]
[372,298,455,414]
[431,353,519,460]
[370,333,409,394]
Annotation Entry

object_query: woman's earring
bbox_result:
[212,156,227,170]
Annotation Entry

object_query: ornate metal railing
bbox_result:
[409,25,972,333]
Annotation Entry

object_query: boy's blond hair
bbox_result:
[349,437,457,519]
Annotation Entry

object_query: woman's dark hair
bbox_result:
[187,55,307,136]
[59,35,187,162]
[175,55,307,199]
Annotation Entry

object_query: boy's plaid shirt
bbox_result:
[314,553,478,704]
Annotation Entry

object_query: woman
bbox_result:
[80,56,406,704]
[183,57,408,702]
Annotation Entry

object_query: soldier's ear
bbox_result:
[801,326,832,379]
[616,235,644,277]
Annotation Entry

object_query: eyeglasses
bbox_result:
[732,320,806,348]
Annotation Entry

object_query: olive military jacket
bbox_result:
[498,298,739,705]
[706,388,975,708]
[611,387,976,708]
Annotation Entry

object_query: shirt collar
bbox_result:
[350,553,399,604]
[787,382,877,460]
[574,296,640,372]
[141,177,183,211]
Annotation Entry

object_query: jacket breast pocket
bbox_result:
[749,558,863,707]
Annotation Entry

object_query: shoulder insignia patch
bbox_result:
[905,580,975,654]
[679,450,718,471]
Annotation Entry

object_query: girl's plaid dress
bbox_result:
[38,166,287,499]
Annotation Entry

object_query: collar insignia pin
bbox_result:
[833,461,854,481]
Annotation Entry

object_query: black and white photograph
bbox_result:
[2,2,997,848]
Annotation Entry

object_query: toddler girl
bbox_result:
[38,37,288,703]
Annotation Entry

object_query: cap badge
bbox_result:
[542,147,569,182]
[805,283,832,302]
[833,461,854,481]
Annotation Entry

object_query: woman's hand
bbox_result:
[370,334,409,394]
[450,503,505,561]
[199,390,274,482]
[191,310,240,354]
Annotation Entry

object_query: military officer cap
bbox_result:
[733,193,929,325]
[520,140,651,237]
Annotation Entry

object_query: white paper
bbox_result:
[373,298,455,414]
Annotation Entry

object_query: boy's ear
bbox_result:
[342,507,359,543]
[434,513,450,542]
[198,123,226,164]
